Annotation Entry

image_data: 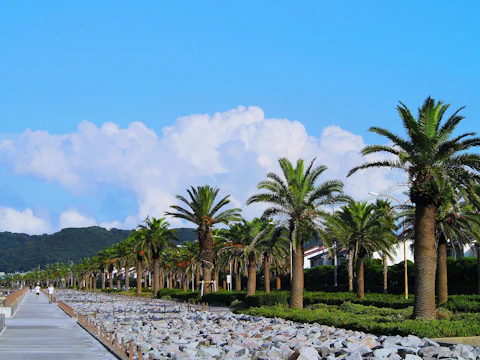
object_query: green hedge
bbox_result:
[201,291,246,306]
[240,303,480,338]
[244,292,290,307]
[157,288,201,302]
[243,291,415,309]
[441,294,480,313]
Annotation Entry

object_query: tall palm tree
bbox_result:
[247,157,350,308]
[348,97,480,319]
[166,185,242,294]
[137,217,177,295]
[435,194,480,304]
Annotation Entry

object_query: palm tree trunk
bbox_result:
[109,270,114,289]
[356,254,365,299]
[437,233,448,304]
[276,275,281,290]
[246,252,257,296]
[196,266,201,291]
[159,270,164,290]
[93,274,97,291]
[383,253,388,294]
[290,240,304,309]
[136,257,142,296]
[235,270,241,291]
[125,261,130,292]
[264,254,271,293]
[348,249,354,292]
[199,229,214,294]
[101,270,106,290]
[214,268,219,292]
[117,271,121,290]
[153,255,160,295]
[125,261,130,291]
[183,274,187,291]
[413,202,437,319]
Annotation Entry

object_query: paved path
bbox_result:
[0,291,117,360]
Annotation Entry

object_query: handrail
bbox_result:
[68,293,210,359]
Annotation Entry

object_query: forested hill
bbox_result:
[0,226,197,273]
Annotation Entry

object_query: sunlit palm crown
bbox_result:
[165,185,242,229]
[348,97,480,206]
[246,158,350,225]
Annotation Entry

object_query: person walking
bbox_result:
[35,283,41,299]
[47,283,54,303]
[29,284,33,294]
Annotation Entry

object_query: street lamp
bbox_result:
[369,192,410,299]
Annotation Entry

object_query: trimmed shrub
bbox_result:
[201,291,246,306]
[243,292,290,307]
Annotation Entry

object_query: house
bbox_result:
[304,244,348,269]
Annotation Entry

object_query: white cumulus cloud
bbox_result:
[0,106,407,232]
[0,207,52,234]
[58,208,97,229]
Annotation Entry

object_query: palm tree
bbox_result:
[247,158,350,308]
[179,240,200,291]
[260,225,289,293]
[374,199,398,294]
[348,97,480,319]
[128,230,146,295]
[219,218,275,296]
[166,185,242,294]
[435,193,480,304]
[112,238,135,291]
[137,217,178,295]
[327,202,396,298]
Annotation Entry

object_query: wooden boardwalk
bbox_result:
[0,291,117,360]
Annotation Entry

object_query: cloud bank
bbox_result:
[0,106,406,234]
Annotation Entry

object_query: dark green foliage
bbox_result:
[175,228,197,244]
[441,295,480,313]
[304,260,416,294]
[240,303,480,338]
[303,256,476,296]
[201,290,246,306]
[0,226,197,272]
[0,226,132,272]
[302,291,414,308]
[244,292,290,307]
[446,257,477,294]
[156,288,201,302]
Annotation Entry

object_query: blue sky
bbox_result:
[0,1,479,234]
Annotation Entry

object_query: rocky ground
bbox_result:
[56,290,480,360]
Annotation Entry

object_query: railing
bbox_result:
[5,288,28,307]
[62,292,210,359]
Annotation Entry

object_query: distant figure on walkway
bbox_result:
[35,284,41,299]
[29,284,33,294]
[48,283,54,303]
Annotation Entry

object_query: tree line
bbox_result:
[6,97,480,321]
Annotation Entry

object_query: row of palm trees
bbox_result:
[70,201,398,299]
[7,97,479,321]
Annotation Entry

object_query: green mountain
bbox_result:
[0,226,197,273]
